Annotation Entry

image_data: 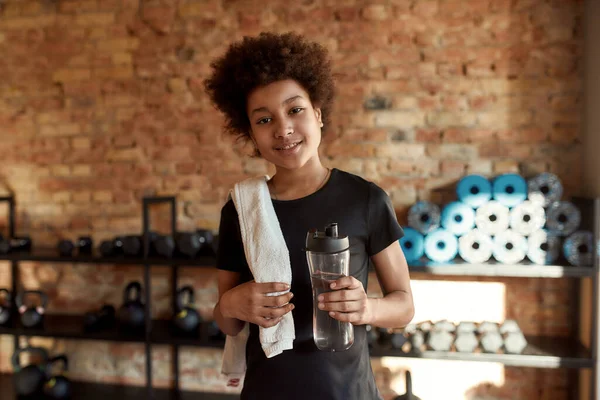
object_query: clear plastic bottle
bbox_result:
[306,223,354,351]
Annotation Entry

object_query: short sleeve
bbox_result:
[215,199,248,273]
[367,183,405,256]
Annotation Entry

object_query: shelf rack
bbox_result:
[0,196,598,399]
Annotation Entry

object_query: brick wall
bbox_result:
[0,0,585,399]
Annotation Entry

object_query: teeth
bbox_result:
[279,142,299,150]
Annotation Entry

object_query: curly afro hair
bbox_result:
[204,31,335,142]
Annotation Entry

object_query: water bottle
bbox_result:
[305,223,354,351]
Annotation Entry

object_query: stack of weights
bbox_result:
[400,172,595,267]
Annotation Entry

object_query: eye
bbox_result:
[256,117,271,125]
[289,107,304,114]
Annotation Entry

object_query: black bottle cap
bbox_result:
[305,223,349,254]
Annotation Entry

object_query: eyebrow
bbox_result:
[250,95,303,116]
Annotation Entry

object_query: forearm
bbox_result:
[367,290,414,329]
[213,297,245,336]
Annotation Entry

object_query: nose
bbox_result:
[273,116,293,138]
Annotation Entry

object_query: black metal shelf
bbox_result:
[0,315,225,348]
[0,373,239,400]
[408,260,595,278]
[369,336,593,369]
[0,249,594,279]
[1,315,591,370]
[0,249,216,267]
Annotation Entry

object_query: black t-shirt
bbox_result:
[216,168,404,400]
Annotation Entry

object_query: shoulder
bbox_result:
[220,197,238,220]
[331,168,390,203]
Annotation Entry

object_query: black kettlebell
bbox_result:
[0,288,11,326]
[84,304,116,332]
[12,346,49,396]
[16,290,48,329]
[117,281,145,331]
[394,371,421,400]
[44,354,71,399]
[172,286,201,334]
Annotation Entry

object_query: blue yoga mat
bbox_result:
[399,227,425,264]
[456,175,492,208]
[407,201,441,234]
[441,201,475,236]
[424,229,458,263]
[492,173,527,208]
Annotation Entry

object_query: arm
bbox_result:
[367,240,415,328]
[213,200,294,335]
[213,270,246,336]
[213,270,295,336]
[318,241,414,329]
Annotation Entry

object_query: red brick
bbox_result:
[441,160,467,176]
[416,129,442,143]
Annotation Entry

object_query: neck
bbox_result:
[269,159,330,200]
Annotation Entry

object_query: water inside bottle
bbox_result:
[310,271,354,351]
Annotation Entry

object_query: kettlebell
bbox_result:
[394,371,421,400]
[16,290,48,329]
[12,346,49,396]
[117,281,145,332]
[84,304,116,332]
[172,285,201,334]
[44,354,72,399]
[0,288,11,326]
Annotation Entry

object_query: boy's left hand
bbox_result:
[317,276,373,325]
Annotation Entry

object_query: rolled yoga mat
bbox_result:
[492,229,528,264]
[441,201,475,236]
[546,201,581,236]
[456,174,492,208]
[492,173,527,208]
[475,200,510,236]
[458,229,493,264]
[563,231,594,267]
[527,229,561,265]
[424,228,458,263]
[399,227,425,264]
[408,201,441,234]
[509,200,546,236]
[527,172,563,208]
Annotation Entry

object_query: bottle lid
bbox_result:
[305,223,349,254]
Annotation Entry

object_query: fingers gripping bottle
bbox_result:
[305,223,354,351]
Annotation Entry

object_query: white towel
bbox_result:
[221,175,295,386]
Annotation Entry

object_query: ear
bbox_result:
[314,107,323,127]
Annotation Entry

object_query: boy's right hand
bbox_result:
[220,281,294,328]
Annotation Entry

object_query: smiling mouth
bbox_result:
[275,141,302,151]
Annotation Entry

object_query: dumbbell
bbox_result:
[500,319,527,354]
[196,229,215,254]
[454,322,479,353]
[402,323,426,353]
[99,237,125,257]
[175,232,203,258]
[366,324,379,348]
[153,234,176,258]
[478,321,503,353]
[426,320,456,352]
[57,237,93,257]
[0,236,32,254]
[122,235,142,257]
